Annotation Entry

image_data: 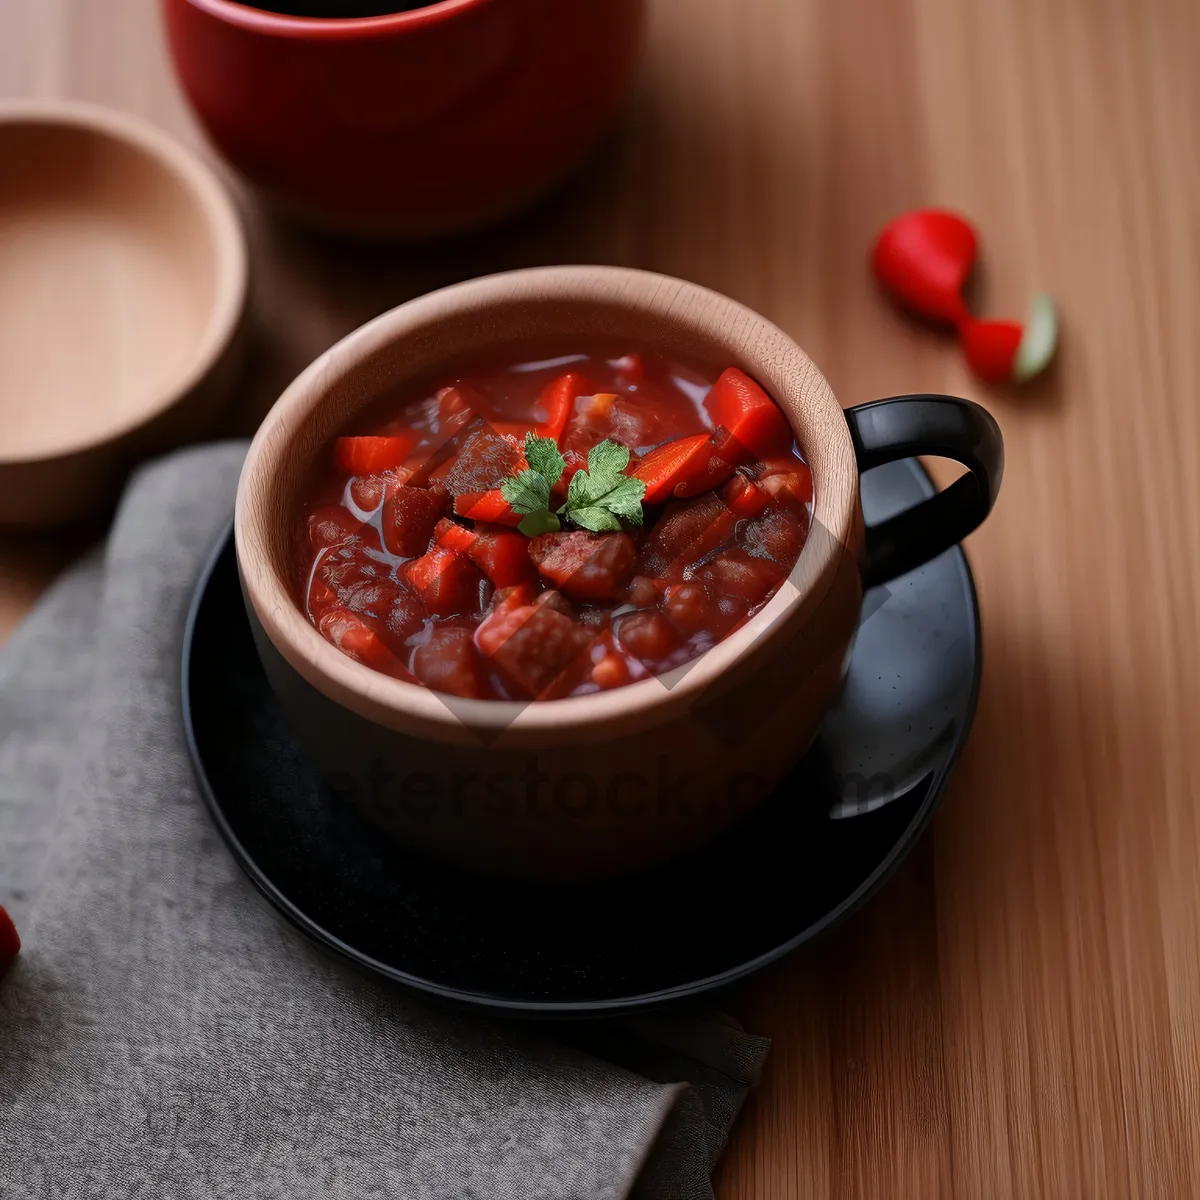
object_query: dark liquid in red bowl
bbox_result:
[295,343,812,701]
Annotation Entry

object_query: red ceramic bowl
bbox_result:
[162,0,646,238]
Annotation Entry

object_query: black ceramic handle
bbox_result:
[845,394,1004,589]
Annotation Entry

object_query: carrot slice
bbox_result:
[704,369,793,459]
[672,427,748,498]
[536,373,588,442]
[632,434,714,503]
[453,489,523,527]
[335,434,416,475]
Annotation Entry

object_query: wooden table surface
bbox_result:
[3,0,1199,1194]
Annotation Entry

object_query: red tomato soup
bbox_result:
[295,344,813,700]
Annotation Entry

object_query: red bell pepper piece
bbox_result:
[434,519,534,588]
[452,489,523,527]
[335,434,417,476]
[0,904,20,978]
[433,518,476,556]
[704,369,794,460]
[406,547,485,616]
[317,609,412,679]
[490,579,540,618]
[467,531,533,589]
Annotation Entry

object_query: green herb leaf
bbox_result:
[498,434,645,538]
[523,432,566,485]
[518,509,561,537]
[600,476,647,526]
[562,443,646,529]
[585,439,631,484]
[500,469,551,515]
[568,506,624,533]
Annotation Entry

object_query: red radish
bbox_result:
[959,318,1022,384]
[334,434,416,475]
[872,209,977,325]
[960,294,1059,384]
[873,209,1058,384]
[0,905,20,977]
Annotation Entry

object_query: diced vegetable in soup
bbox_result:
[295,344,812,700]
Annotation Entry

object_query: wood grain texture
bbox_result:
[1,0,1198,1193]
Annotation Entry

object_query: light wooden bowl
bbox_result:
[237,266,868,882]
[0,100,248,528]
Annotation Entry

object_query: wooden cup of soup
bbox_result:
[236,266,1002,882]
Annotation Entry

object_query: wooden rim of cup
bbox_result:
[236,265,861,745]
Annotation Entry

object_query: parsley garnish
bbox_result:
[500,432,646,537]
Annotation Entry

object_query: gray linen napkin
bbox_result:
[0,443,768,1200]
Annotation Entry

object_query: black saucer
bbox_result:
[182,458,980,1017]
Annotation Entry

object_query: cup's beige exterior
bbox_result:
[236,266,864,881]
